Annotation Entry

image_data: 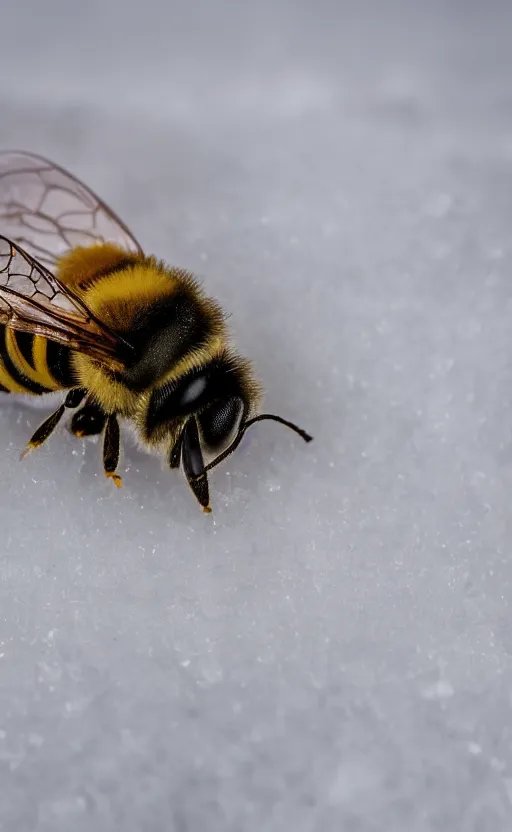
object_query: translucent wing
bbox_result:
[0,235,130,371]
[0,150,143,268]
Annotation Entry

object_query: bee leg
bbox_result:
[169,427,184,469]
[103,413,123,488]
[20,387,87,460]
[182,417,211,513]
[20,404,66,460]
[70,403,107,438]
[64,388,87,409]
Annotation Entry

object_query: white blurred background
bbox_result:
[1,2,512,831]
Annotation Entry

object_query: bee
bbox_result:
[0,151,312,511]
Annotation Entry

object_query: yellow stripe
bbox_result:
[5,329,44,388]
[0,335,33,393]
[32,335,61,390]
[0,362,29,392]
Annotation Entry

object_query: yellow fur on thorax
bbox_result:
[73,265,184,415]
[57,243,140,294]
[57,243,229,415]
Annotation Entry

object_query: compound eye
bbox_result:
[199,396,243,450]
[146,372,209,438]
[179,375,208,408]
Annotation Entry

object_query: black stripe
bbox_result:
[15,332,35,366]
[90,257,138,281]
[0,330,51,394]
[46,340,76,388]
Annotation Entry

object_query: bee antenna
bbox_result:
[203,413,312,474]
[243,414,313,443]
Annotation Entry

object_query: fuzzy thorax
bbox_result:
[58,243,230,414]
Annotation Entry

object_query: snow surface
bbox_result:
[1,1,512,829]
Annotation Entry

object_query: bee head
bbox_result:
[141,350,312,512]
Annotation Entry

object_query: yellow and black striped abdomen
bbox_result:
[0,326,76,395]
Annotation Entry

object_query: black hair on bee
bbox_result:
[0,150,312,511]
